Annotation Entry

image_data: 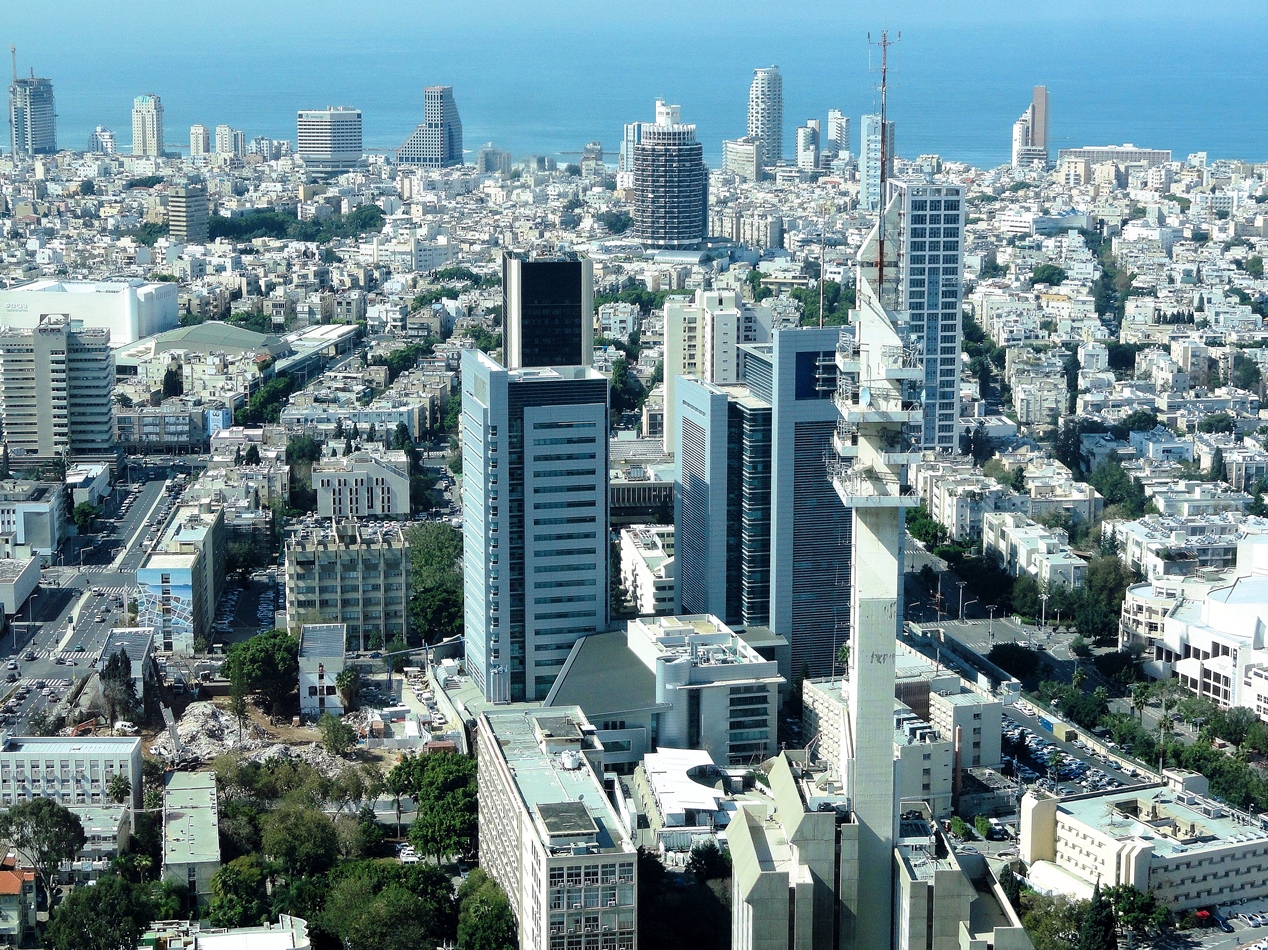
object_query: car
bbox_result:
[400,853,420,865]
[457,861,470,879]
[74,644,85,652]
[5,660,16,671]
[4,674,17,684]
[370,651,383,659]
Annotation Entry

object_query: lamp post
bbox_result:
[1040,593,1050,635]
[987,605,997,643]
[957,581,967,622]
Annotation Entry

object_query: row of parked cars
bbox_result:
[1004,724,1126,793]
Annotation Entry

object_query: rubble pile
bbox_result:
[243,742,349,778]
[148,702,268,762]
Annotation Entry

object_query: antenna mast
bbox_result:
[870,31,897,294]
[9,46,16,83]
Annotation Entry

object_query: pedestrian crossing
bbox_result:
[88,586,134,599]
[18,647,88,661]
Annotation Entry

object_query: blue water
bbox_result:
[10,0,1267,168]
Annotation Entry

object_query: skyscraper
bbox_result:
[396,86,463,167]
[1012,85,1050,168]
[859,114,895,211]
[795,120,820,170]
[460,349,610,703]
[632,100,707,250]
[827,108,850,156]
[296,106,363,171]
[189,124,210,159]
[720,136,761,181]
[0,315,115,461]
[168,186,209,243]
[215,124,245,158]
[502,251,594,370]
[747,65,783,169]
[87,126,116,155]
[131,94,165,158]
[618,121,642,173]
[8,67,55,158]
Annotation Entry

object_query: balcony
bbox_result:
[873,344,924,381]
[833,387,923,425]
[835,338,861,374]
[832,422,859,458]
[830,463,920,509]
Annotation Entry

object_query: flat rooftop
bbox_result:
[1,736,141,756]
[299,623,346,659]
[163,772,220,866]
[0,558,34,581]
[483,707,633,855]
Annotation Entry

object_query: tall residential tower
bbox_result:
[8,65,55,158]
[1012,85,1050,168]
[747,66,783,169]
[859,114,894,211]
[131,94,164,158]
[632,100,707,249]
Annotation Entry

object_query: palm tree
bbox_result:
[1072,665,1088,690]
[1131,683,1151,722]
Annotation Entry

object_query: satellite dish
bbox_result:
[859,387,871,408]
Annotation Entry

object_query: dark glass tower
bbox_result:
[502,251,594,370]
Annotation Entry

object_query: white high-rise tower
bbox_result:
[1012,85,1050,168]
[859,113,894,211]
[747,66,782,169]
[131,94,164,158]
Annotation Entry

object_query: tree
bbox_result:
[1078,881,1118,950]
[336,665,361,710]
[1247,256,1265,279]
[457,869,518,950]
[1210,705,1258,750]
[243,443,261,465]
[100,647,139,725]
[319,712,357,757]
[1233,352,1263,391]
[162,364,184,397]
[220,629,299,712]
[1031,263,1067,286]
[686,839,732,883]
[228,664,250,738]
[208,854,270,928]
[390,751,478,861]
[261,805,338,878]
[407,523,465,643]
[395,422,411,450]
[0,797,86,909]
[107,773,132,805]
[1208,445,1225,482]
[73,501,99,534]
[1198,412,1234,434]
[998,864,1022,909]
[44,871,154,950]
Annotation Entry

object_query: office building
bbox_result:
[662,289,773,453]
[298,623,347,718]
[168,186,209,244]
[746,66,783,168]
[859,180,964,451]
[826,109,849,155]
[296,106,362,171]
[284,520,411,652]
[8,70,55,158]
[795,120,819,171]
[87,126,116,155]
[1011,85,1050,168]
[0,736,143,809]
[502,251,594,370]
[476,707,637,950]
[396,85,463,167]
[131,94,164,157]
[0,479,66,559]
[476,143,511,175]
[859,114,895,212]
[0,278,178,346]
[215,123,245,158]
[313,450,411,519]
[1056,144,1171,166]
[162,772,220,907]
[618,525,676,616]
[0,315,114,462]
[721,136,762,181]
[136,504,225,654]
[632,100,707,250]
[461,349,609,703]
[189,123,210,158]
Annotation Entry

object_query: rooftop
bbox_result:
[299,623,347,660]
[0,736,141,756]
[163,771,221,867]
[0,558,35,582]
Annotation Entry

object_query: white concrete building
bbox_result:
[162,771,220,907]
[983,512,1086,590]
[618,525,676,616]
[313,451,411,519]
[0,736,142,809]
[0,480,65,559]
[296,106,362,171]
[131,94,164,157]
[0,279,178,346]
[298,623,346,719]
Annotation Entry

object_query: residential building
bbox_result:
[476,144,511,175]
[461,350,609,702]
[296,107,362,171]
[597,302,640,342]
[0,315,115,462]
[189,124,210,158]
[87,126,116,154]
[298,623,347,718]
[0,857,35,946]
[1011,85,1050,168]
[618,121,642,175]
[982,512,1086,589]
[142,917,311,949]
[284,519,411,652]
[746,66,783,169]
[8,71,55,158]
[795,120,819,171]
[1055,144,1171,166]
[826,109,849,155]
[162,772,220,907]
[662,288,773,454]
[1022,770,1268,910]
[1106,512,1262,579]
[633,100,707,250]
[131,94,164,157]
[0,480,65,560]
[215,124,245,158]
[396,86,463,167]
[0,278,179,345]
[475,707,637,950]
[136,504,225,654]
[618,525,676,616]
[0,736,142,809]
[61,805,129,884]
[927,689,1003,770]
[859,114,895,211]
[721,136,762,182]
[503,251,594,370]
[313,450,411,519]
[168,186,209,244]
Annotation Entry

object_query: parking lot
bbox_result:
[213,571,285,646]
[1002,707,1147,796]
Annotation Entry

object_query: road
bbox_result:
[3,477,176,731]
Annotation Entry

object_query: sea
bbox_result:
[9,0,1267,169]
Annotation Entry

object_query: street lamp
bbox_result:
[987,605,997,642]
[1040,593,1050,635]
[957,581,967,622]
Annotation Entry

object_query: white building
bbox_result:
[298,623,346,719]
[189,124,210,158]
[313,451,411,519]
[983,512,1086,590]
[746,66,782,169]
[131,94,164,157]
[0,736,142,808]
[618,525,676,616]
[859,114,895,212]
[296,106,362,171]
[0,278,179,346]
[0,480,65,560]
[476,707,637,950]
[162,772,220,907]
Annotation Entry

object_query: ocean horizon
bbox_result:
[9,0,1267,169]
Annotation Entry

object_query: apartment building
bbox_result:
[313,451,411,519]
[476,707,637,950]
[0,737,142,809]
[983,512,1086,590]
[1106,512,1266,579]
[618,525,676,616]
[137,504,226,654]
[284,519,410,651]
